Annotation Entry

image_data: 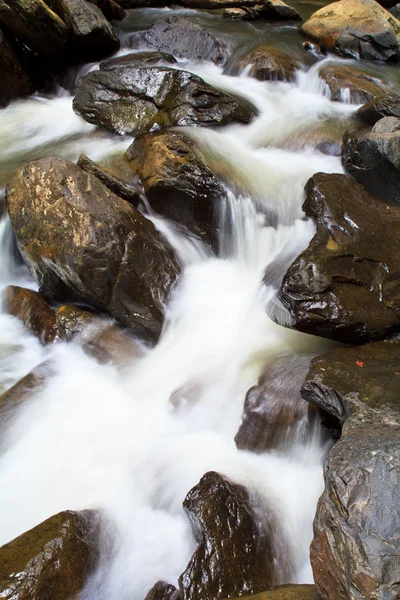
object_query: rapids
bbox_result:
[0,7,387,599]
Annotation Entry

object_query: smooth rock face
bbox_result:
[279,173,400,343]
[6,157,180,341]
[230,45,300,81]
[179,471,279,600]
[356,92,400,124]
[73,66,254,136]
[0,510,100,600]
[228,585,321,600]
[3,285,59,344]
[144,581,181,600]
[301,0,400,61]
[342,117,400,205]
[126,131,225,245]
[100,50,177,70]
[0,27,33,107]
[0,363,49,429]
[318,64,387,103]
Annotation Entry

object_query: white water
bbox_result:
[0,51,356,600]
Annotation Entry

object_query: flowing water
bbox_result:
[0,8,391,600]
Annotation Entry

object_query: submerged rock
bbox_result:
[0,510,100,600]
[100,50,177,70]
[0,26,33,107]
[179,471,279,599]
[279,173,400,343]
[301,0,400,61]
[73,66,254,136]
[6,157,180,342]
[342,116,400,205]
[356,92,400,124]
[126,131,225,245]
[230,45,300,81]
[0,363,50,429]
[318,63,388,103]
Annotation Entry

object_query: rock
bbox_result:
[235,352,316,452]
[125,131,225,245]
[183,0,300,16]
[227,585,321,600]
[137,16,225,63]
[0,510,100,600]
[179,471,279,600]
[73,66,255,136]
[145,581,181,600]
[100,50,177,70]
[229,45,300,81]
[342,117,400,205]
[278,172,400,343]
[318,63,388,103]
[301,0,400,62]
[355,92,400,124]
[390,3,400,18]
[77,154,141,206]
[87,0,126,20]
[0,363,49,429]
[311,417,400,600]
[0,26,33,107]
[3,286,59,344]
[6,157,181,342]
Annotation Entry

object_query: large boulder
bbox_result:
[229,45,300,81]
[0,26,33,107]
[301,0,400,61]
[6,157,181,342]
[125,131,225,245]
[179,471,279,600]
[355,92,400,124]
[278,173,400,343]
[100,50,177,70]
[73,66,255,136]
[318,63,388,103]
[342,116,400,205]
[0,510,100,600]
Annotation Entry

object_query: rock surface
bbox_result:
[279,172,400,343]
[0,363,49,429]
[342,116,400,205]
[228,586,321,600]
[356,92,400,124]
[6,157,180,342]
[0,510,100,600]
[145,581,181,600]
[88,0,126,20]
[301,0,400,61]
[0,27,33,107]
[318,63,387,103]
[126,131,225,245]
[100,50,177,70]
[230,45,300,81]
[3,286,59,344]
[179,471,279,600]
[74,66,254,136]
[190,0,300,18]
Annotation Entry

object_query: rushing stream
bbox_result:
[0,5,394,599]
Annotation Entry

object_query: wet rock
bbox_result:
[230,45,300,81]
[88,0,126,20]
[0,26,33,107]
[355,91,400,124]
[0,363,49,430]
[342,117,400,205]
[6,157,181,342]
[179,471,278,600]
[100,50,177,70]
[125,131,225,245]
[228,585,321,600]
[318,63,388,103]
[278,172,400,343]
[0,510,100,600]
[77,154,141,206]
[145,581,181,600]
[186,0,300,17]
[390,3,400,18]
[137,16,225,63]
[73,66,255,136]
[235,352,316,452]
[301,0,400,62]
[3,285,59,344]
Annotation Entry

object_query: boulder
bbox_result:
[145,581,181,600]
[342,116,400,205]
[3,286,59,344]
[390,3,400,18]
[229,45,300,81]
[6,157,181,342]
[355,92,400,124]
[179,471,279,600]
[301,0,400,61]
[318,63,388,103]
[0,26,33,107]
[0,363,49,428]
[235,352,316,452]
[0,510,100,600]
[73,66,255,136]
[227,586,320,600]
[125,131,225,245]
[87,0,126,20]
[182,0,300,17]
[278,172,400,343]
[100,50,177,70]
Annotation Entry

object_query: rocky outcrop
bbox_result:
[125,131,225,245]
[318,63,388,103]
[278,172,400,343]
[145,581,181,600]
[355,92,400,124]
[229,45,300,81]
[73,66,255,136]
[6,157,180,342]
[0,26,33,107]
[227,586,320,600]
[301,0,400,61]
[0,510,100,600]
[100,50,177,70]
[342,116,400,205]
[179,471,279,600]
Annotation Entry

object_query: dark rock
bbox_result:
[0,26,33,107]
[236,352,316,452]
[342,117,400,205]
[390,3,400,18]
[278,172,400,343]
[230,45,300,81]
[77,154,141,206]
[100,50,177,70]
[0,510,100,600]
[355,92,400,124]
[228,586,321,600]
[6,157,181,342]
[185,0,300,17]
[145,581,182,600]
[179,471,279,600]
[3,285,59,344]
[125,131,225,245]
[73,66,255,136]
[318,64,388,103]
[301,0,400,61]
[87,0,126,20]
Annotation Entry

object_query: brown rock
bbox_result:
[0,363,50,428]
[318,63,388,103]
[230,45,300,81]
[145,581,182,600]
[100,50,177,70]
[227,585,321,599]
[3,285,59,344]
[0,26,33,107]
[87,0,126,20]
[355,92,400,124]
